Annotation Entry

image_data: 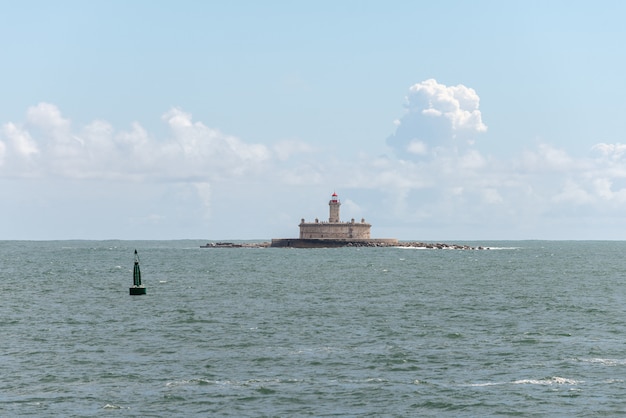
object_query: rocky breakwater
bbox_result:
[345,241,486,250]
[202,240,485,250]
[201,242,271,248]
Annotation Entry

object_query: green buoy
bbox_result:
[129,249,146,295]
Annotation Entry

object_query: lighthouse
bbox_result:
[329,192,341,223]
[273,190,396,246]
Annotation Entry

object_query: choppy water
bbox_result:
[2,240,626,416]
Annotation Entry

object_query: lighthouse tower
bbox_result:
[287,191,380,244]
[329,192,341,223]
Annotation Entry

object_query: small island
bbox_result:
[270,192,397,248]
[201,192,485,250]
[268,192,483,249]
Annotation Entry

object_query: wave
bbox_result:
[102,404,124,409]
[513,376,581,385]
[462,376,582,387]
[579,357,626,366]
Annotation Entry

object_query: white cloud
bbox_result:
[5,93,626,239]
[0,121,41,176]
[194,182,212,219]
[409,78,487,132]
[160,107,271,177]
[26,102,71,135]
[407,140,428,155]
[482,188,503,204]
[552,179,594,204]
[1,103,272,181]
[592,143,626,160]
[2,122,39,157]
[116,122,150,148]
[459,149,486,170]
[520,144,577,172]
[341,199,365,221]
[388,79,487,159]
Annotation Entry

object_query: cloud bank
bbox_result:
[3,80,626,239]
[0,103,276,181]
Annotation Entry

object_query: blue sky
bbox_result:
[2,0,626,240]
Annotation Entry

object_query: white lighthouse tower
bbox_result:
[329,192,341,223]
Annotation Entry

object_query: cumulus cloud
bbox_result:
[387,79,487,158]
[552,180,594,204]
[3,122,39,157]
[592,142,626,160]
[382,76,625,228]
[26,102,71,136]
[407,140,428,155]
[0,103,271,181]
[159,107,271,177]
[520,144,579,172]
[337,120,626,238]
[1,122,41,177]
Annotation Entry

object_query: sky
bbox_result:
[2,0,626,240]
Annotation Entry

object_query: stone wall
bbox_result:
[299,219,371,239]
[271,238,398,248]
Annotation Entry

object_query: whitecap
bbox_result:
[166,379,193,387]
[513,376,581,385]
[166,378,215,387]
[551,377,581,384]
[580,358,626,366]
[463,382,503,387]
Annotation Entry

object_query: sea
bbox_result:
[2,240,626,417]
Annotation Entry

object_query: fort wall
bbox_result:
[271,238,399,248]
[299,218,371,239]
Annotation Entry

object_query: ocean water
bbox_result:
[2,240,626,416]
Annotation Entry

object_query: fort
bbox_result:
[270,192,398,248]
[201,191,483,250]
